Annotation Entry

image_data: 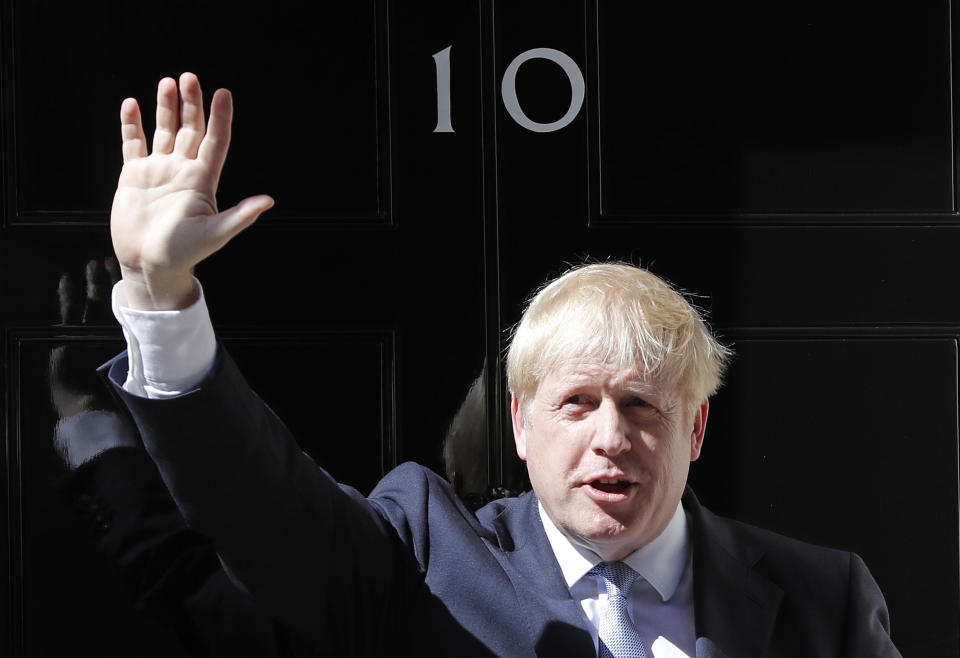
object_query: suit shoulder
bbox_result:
[371,462,527,521]
[367,463,531,554]
[686,494,857,584]
[687,500,898,656]
[701,513,870,617]
[370,461,458,499]
[725,514,848,556]
[367,463,492,551]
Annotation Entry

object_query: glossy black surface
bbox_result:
[2,0,958,655]
[596,1,953,215]
[11,1,384,221]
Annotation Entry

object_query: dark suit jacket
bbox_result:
[65,447,315,658]
[104,349,900,657]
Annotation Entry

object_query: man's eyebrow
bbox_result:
[621,383,660,398]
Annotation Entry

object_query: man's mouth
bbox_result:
[589,478,633,494]
[581,477,637,503]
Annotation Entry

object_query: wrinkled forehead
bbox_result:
[536,322,676,385]
[538,355,683,403]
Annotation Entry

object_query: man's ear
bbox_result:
[689,399,709,462]
[510,394,528,461]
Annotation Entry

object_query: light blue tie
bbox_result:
[591,562,648,658]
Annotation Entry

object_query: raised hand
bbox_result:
[111,72,274,310]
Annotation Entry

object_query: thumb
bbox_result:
[206,194,275,249]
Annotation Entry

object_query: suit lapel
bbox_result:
[489,493,596,657]
[684,489,783,658]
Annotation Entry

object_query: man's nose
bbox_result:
[590,400,631,457]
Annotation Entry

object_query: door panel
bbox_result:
[595,1,953,215]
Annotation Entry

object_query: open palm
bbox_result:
[110,73,273,309]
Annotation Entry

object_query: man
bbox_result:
[105,72,900,656]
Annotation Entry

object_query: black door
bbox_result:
[2,1,956,655]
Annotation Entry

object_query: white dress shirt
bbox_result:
[111,279,216,398]
[110,280,698,657]
[540,501,696,658]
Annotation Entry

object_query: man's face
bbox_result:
[512,359,708,561]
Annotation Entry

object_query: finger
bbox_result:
[104,256,121,286]
[174,72,206,158]
[152,77,179,154]
[84,259,109,303]
[202,195,274,252]
[83,259,114,325]
[58,273,81,325]
[120,98,147,163]
[198,88,233,179]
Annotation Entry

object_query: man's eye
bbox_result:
[564,395,587,406]
[626,397,650,408]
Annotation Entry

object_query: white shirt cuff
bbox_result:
[112,279,217,399]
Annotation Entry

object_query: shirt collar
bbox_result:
[539,499,689,602]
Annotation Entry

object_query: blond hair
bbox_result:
[506,263,731,409]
